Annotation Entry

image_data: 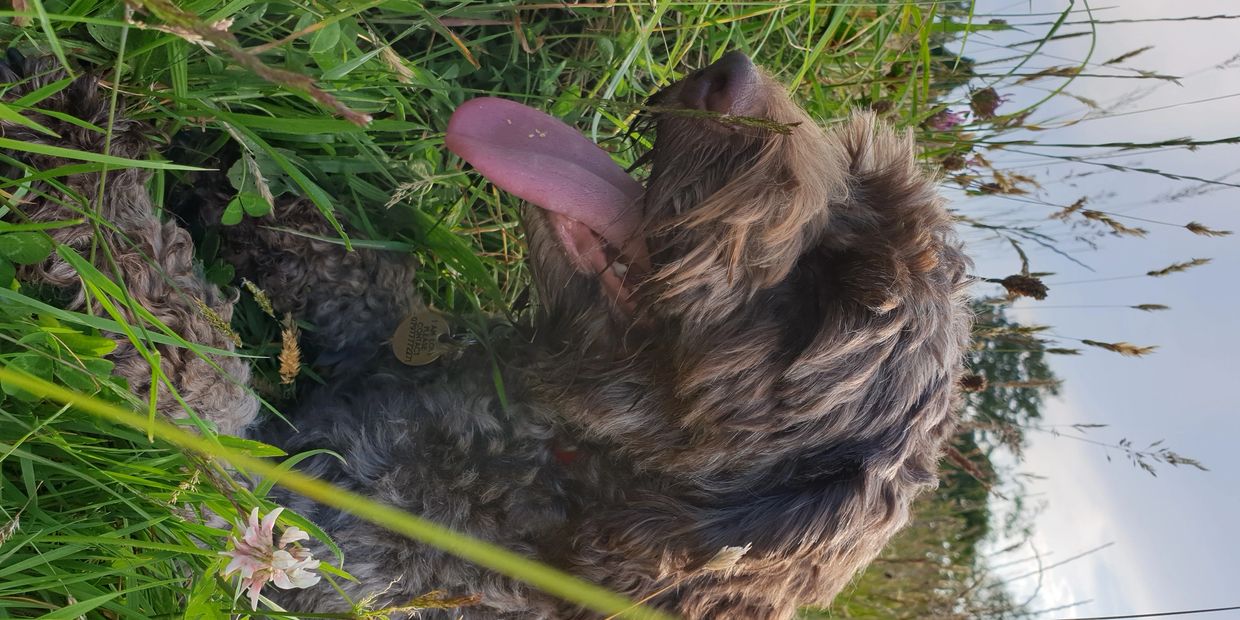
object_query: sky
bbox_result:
[956,2,1240,618]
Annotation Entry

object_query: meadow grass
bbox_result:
[0,2,1223,618]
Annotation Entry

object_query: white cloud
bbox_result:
[1012,394,1163,615]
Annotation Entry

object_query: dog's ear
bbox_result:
[569,382,957,613]
[690,376,951,552]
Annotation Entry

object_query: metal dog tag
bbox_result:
[391,308,450,366]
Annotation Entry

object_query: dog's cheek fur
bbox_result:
[640,82,846,322]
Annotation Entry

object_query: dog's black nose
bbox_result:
[678,51,759,115]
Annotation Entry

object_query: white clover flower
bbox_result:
[221,506,321,609]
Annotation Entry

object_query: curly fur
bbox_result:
[1,57,258,436]
[4,53,970,619]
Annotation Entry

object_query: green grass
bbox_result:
[0,1,1223,618]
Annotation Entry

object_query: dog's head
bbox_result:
[447,52,970,610]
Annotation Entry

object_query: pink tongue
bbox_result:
[445,97,645,262]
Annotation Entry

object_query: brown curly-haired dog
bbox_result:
[4,51,970,618]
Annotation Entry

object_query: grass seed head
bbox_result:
[278,313,301,385]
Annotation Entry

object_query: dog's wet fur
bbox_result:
[4,51,970,618]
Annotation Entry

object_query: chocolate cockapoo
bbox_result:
[4,50,970,618]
